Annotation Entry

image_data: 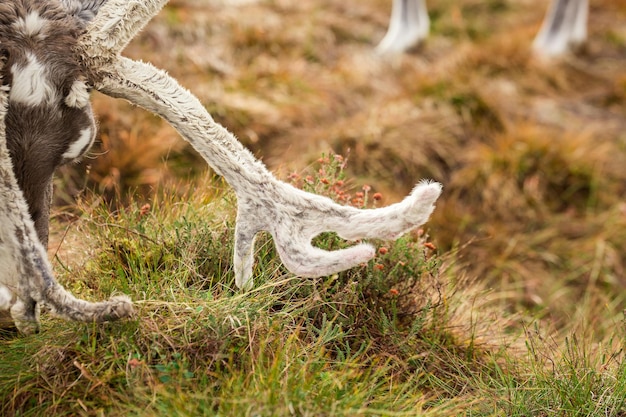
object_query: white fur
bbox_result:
[63,127,94,160]
[65,79,91,109]
[0,0,441,336]
[0,231,18,313]
[0,64,132,334]
[533,0,589,57]
[377,0,429,54]
[10,52,56,106]
[13,11,48,39]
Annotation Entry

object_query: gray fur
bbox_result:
[533,0,588,56]
[0,75,132,334]
[377,0,429,54]
[60,0,108,24]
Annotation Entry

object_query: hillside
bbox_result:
[2,0,626,415]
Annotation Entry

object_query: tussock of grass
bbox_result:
[1,172,511,415]
[2,160,624,415]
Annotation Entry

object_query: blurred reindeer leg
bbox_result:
[533,0,588,57]
[569,0,588,46]
[377,0,430,54]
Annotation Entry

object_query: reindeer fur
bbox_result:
[0,0,131,334]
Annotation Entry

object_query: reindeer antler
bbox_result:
[76,0,442,289]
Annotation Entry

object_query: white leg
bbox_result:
[377,0,430,54]
[570,0,588,45]
[533,0,588,57]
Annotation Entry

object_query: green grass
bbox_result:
[2,166,626,416]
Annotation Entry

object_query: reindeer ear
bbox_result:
[60,0,109,25]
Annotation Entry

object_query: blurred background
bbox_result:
[55,0,626,326]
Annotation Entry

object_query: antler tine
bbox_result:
[89,56,441,290]
[72,0,442,290]
[79,0,167,58]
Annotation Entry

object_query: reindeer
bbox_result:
[377,0,589,56]
[0,0,442,334]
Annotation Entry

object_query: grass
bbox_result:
[0,173,489,415]
[3,0,626,415]
[2,162,626,415]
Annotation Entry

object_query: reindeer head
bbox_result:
[0,0,99,247]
